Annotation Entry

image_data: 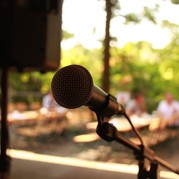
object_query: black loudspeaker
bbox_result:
[0,0,63,71]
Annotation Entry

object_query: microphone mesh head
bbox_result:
[51,65,93,109]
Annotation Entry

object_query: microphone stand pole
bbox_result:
[94,97,179,179]
[0,67,11,179]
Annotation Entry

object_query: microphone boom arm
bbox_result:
[94,96,179,179]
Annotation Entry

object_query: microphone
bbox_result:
[51,65,124,117]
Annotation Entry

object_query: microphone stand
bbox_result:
[94,95,179,179]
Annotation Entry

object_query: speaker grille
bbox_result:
[51,65,93,108]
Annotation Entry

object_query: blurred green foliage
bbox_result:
[9,21,179,113]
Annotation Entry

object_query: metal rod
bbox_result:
[0,67,11,179]
[0,67,9,158]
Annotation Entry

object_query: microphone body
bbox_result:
[51,65,123,117]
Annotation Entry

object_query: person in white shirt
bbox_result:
[42,91,57,109]
[42,91,67,114]
[126,93,147,117]
[156,92,179,130]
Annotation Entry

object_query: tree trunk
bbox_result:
[102,0,112,93]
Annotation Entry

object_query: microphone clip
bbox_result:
[92,94,125,118]
[96,122,117,142]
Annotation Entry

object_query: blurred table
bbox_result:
[5,108,67,125]
[0,108,68,137]
[73,115,155,143]
[86,115,154,133]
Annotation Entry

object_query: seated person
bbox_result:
[126,93,147,117]
[42,91,57,109]
[42,91,67,114]
[156,92,179,130]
